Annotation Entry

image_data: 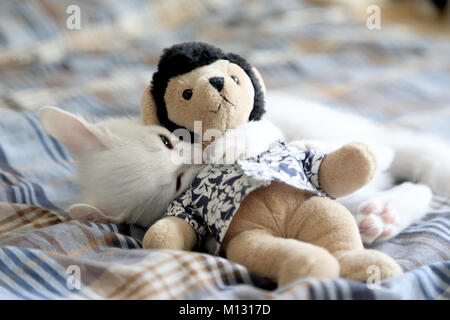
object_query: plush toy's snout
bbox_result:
[209,76,224,92]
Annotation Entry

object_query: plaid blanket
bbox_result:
[0,0,449,299]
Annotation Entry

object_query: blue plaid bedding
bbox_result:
[0,0,449,299]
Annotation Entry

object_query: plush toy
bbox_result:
[139,42,403,286]
[140,42,266,146]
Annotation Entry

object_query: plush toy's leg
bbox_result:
[289,196,403,282]
[142,217,197,251]
[224,229,340,287]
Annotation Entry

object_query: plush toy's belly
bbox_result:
[223,181,315,247]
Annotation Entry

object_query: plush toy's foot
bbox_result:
[278,249,340,287]
[334,249,403,282]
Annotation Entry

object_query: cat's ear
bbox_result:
[68,203,122,224]
[40,106,106,157]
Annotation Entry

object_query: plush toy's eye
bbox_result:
[182,89,193,100]
[159,135,173,150]
[231,75,239,85]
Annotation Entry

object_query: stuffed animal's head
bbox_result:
[140,42,266,142]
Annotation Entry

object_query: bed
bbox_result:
[0,0,449,299]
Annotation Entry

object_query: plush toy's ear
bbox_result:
[251,66,266,97]
[140,84,160,125]
[68,203,122,224]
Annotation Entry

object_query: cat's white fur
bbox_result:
[40,107,200,227]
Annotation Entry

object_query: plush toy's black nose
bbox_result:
[209,77,224,92]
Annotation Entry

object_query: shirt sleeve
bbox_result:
[301,149,327,196]
[165,188,209,245]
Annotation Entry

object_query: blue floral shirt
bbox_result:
[165,140,327,255]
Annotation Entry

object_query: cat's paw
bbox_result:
[355,183,432,245]
[356,200,401,244]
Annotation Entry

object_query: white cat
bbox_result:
[40,107,200,228]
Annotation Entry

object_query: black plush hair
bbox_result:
[431,0,447,11]
[150,42,265,134]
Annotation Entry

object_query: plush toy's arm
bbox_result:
[143,216,197,250]
[143,188,202,251]
[291,139,394,172]
[318,142,377,198]
[204,119,283,164]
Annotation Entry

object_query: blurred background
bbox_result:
[0,0,449,141]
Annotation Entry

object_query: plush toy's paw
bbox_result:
[335,249,403,282]
[319,142,377,198]
[143,217,197,251]
[356,200,401,244]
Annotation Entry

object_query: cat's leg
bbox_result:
[353,182,432,244]
[337,171,394,216]
[384,128,450,195]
